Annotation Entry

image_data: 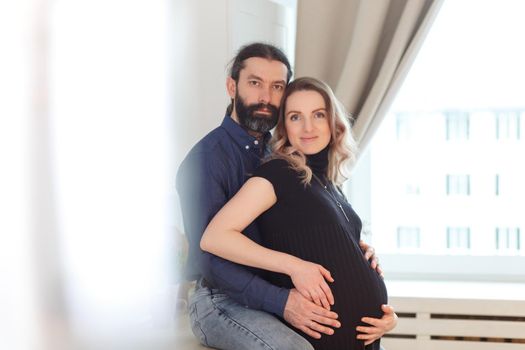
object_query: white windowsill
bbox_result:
[379,254,525,283]
[385,279,525,302]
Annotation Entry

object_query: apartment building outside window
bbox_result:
[347,0,525,281]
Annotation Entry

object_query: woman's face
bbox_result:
[284,90,331,155]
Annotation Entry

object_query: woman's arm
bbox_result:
[200,176,334,309]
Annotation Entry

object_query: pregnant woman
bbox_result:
[201,77,395,349]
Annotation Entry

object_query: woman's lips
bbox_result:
[300,136,318,143]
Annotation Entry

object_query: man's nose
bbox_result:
[258,87,271,104]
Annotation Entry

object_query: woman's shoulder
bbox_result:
[255,157,296,177]
[253,156,302,185]
[254,157,301,200]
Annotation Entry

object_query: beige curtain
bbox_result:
[295,0,444,154]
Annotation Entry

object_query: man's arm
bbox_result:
[176,151,287,315]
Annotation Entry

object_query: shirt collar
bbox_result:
[221,115,272,153]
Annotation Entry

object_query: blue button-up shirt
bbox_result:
[176,115,289,316]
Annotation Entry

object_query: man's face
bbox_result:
[228,57,288,133]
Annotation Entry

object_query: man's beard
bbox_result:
[235,93,279,134]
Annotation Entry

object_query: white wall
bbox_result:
[173,0,296,167]
[172,0,230,166]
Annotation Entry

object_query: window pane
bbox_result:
[445,111,469,141]
[350,0,525,269]
[397,227,421,249]
[447,227,471,250]
[496,111,521,140]
[496,227,521,252]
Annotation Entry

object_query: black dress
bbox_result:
[253,148,388,350]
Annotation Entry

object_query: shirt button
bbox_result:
[245,145,250,150]
[254,140,259,145]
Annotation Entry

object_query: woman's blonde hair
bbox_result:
[270,77,358,186]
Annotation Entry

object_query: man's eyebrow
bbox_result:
[246,74,263,81]
[246,74,286,85]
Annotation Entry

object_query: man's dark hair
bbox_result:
[226,42,293,115]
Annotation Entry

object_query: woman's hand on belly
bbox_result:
[359,240,384,278]
[355,304,398,345]
[286,258,335,310]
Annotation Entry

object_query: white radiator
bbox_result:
[383,292,525,350]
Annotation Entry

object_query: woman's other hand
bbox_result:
[287,258,335,310]
[356,304,398,345]
[359,240,384,278]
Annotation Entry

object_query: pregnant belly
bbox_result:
[262,222,388,348]
[268,245,388,321]
[266,250,388,349]
[327,238,388,316]
[316,251,388,350]
[267,225,389,322]
[330,261,388,324]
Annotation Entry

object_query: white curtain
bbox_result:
[295,0,444,154]
[1,0,178,349]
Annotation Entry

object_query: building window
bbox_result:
[495,174,499,196]
[397,227,420,249]
[446,174,470,195]
[445,111,470,141]
[496,111,521,140]
[404,183,421,195]
[496,227,521,251]
[396,113,412,141]
[447,227,471,249]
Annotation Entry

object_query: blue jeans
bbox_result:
[189,282,313,350]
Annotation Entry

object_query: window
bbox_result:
[396,113,413,141]
[404,182,421,195]
[445,111,469,141]
[397,227,421,249]
[447,227,471,250]
[348,0,525,282]
[496,227,521,251]
[495,111,521,140]
[446,174,470,196]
